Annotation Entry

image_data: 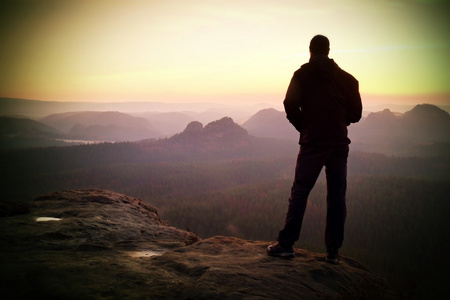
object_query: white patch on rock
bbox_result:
[36,217,62,222]
[125,250,164,258]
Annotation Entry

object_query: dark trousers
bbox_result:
[278,144,349,250]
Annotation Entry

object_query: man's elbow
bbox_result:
[348,114,362,124]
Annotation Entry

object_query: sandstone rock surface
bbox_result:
[0,189,395,299]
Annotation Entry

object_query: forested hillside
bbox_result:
[0,116,68,149]
[39,111,158,141]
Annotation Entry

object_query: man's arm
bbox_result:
[283,72,303,132]
[345,78,362,125]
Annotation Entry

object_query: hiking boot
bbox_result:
[267,243,294,258]
[325,248,339,264]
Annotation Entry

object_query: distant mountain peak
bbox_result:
[241,108,298,140]
[183,121,203,133]
[176,117,248,142]
[247,108,283,121]
[406,103,449,118]
[203,117,248,137]
[366,108,396,119]
[254,107,280,115]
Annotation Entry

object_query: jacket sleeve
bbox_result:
[345,77,362,125]
[283,72,303,133]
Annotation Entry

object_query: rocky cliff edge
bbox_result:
[0,189,396,299]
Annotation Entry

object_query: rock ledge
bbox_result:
[0,189,396,299]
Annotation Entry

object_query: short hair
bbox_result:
[309,35,330,55]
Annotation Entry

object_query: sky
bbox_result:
[1,0,449,108]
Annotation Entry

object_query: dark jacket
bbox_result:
[283,55,362,145]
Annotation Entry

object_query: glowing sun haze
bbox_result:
[1,0,449,106]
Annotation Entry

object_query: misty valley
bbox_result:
[1,98,449,298]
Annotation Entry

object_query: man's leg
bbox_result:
[277,145,329,247]
[324,145,349,252]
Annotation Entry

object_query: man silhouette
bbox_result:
[267,35,362,263]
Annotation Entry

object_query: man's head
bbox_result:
[309,35,330,56]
